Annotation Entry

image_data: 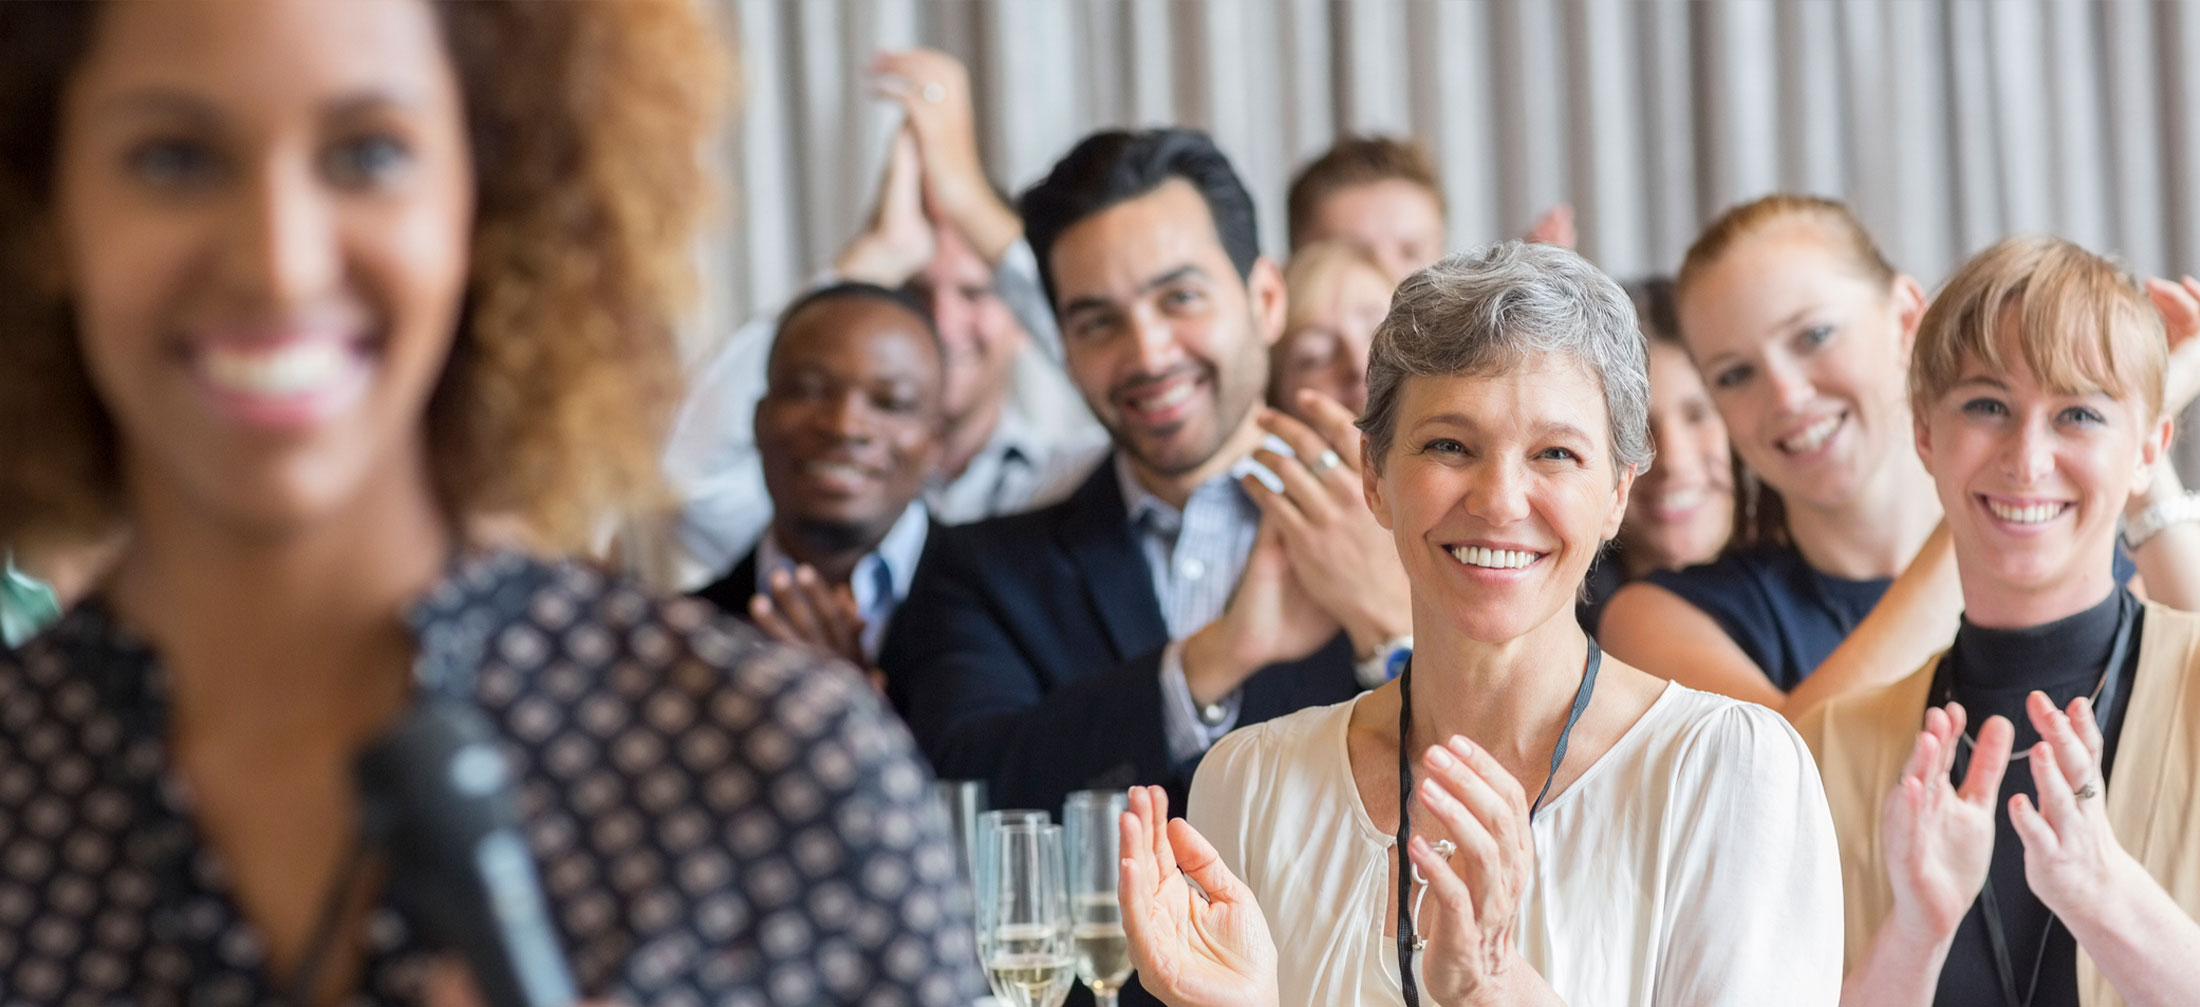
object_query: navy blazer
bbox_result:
[879,459,1360,815]
[691,548,762,623]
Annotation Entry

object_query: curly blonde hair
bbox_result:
[0,0,729,554]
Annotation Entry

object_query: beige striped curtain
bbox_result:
[703,0,2200,460]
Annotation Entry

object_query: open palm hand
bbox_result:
[1116,786,1279,1007]
[1881,703,2011,938]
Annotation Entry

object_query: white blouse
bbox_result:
[1187,681,1842,1006]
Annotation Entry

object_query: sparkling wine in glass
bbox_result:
[976,821,1074,1007]
[1064,789,1132,1006]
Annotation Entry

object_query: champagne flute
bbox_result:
[973,809,1050,999]
[975,821,1074,1007]
[1063,790,1132,1007]
[974,810,1050,932]
[932,780,989,889]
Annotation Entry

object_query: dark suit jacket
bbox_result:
[689,519,945,634]
[692,548,762,623]
[879,459,1360,815]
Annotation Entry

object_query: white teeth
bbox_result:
[1129,380,1195,414]
[1779,414,1841,454]
[1987,500,2065,525]
[1654,488,1704,511]
[200,342,348,398]
[805,461,870,479]
[1448,546,1542,570]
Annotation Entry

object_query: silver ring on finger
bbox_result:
[1312,449,1343,474]
[2074,779,2100,801]
[1407,839,1458,952]
[921,82,945,103]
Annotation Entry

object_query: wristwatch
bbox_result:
[2123,491,2200,550]
[1354,635,1414,689]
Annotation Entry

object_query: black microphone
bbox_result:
[356,698,579,1007]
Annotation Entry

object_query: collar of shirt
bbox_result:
[1112,439,1292,640]
[2,552,62,648]
[1113,434,1293,535]
[754,501,931,633]
[929,410,1042,519]
[927,350,1110,525]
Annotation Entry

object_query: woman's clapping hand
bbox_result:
[1409,736,1552,1007]
[1115,786,1280,1007]
[2009,692,2145,921]
[1880,702,2011,940]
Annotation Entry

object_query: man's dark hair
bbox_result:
[1018,128,1261,309]
[769,281,942,373]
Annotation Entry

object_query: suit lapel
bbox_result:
[694,548,763,619]
[1057,461,1170,661]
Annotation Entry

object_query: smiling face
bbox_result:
[1300,178,1446,284]
[755,296,944,551]
[1620,339,1735,570]
[54,0,473,538]
[912,225,1026,429]
[1677,223,1921,519]
[1364,357,1633,644]
[1271,250,1391,418]
[1050,179,1283,483]
[1919,332,2167,625]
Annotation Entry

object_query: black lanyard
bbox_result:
[1395,637,1601,1006]
[1926,591,2137,1007]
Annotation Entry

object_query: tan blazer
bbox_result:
[1797,602,2200,1007]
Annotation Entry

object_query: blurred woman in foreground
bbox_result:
[0,1,978,1002]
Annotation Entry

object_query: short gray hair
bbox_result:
[1357,241,1652,476]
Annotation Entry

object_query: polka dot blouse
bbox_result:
[0,551,983,1006]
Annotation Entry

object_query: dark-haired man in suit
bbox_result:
[883,129,1407,815]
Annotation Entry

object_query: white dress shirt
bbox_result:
[1113,446,1293,764]
[752,502,931,664]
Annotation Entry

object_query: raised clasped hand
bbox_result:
[832,125,934,288]
[1116,786,1280,1007]
[869,48,1019,260]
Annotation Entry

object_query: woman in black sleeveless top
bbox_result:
[1601,196,2190,719]
[1577,277,1738,632]
[0,3,980,1002]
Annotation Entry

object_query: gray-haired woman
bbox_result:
[1115,242,1843,1006]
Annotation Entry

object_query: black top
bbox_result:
[1577,544,1633,635]
[1631,544,2137,693]
[1632,545,1891,691]
[0,551,983,1006]
[1932,589,2142,1007]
